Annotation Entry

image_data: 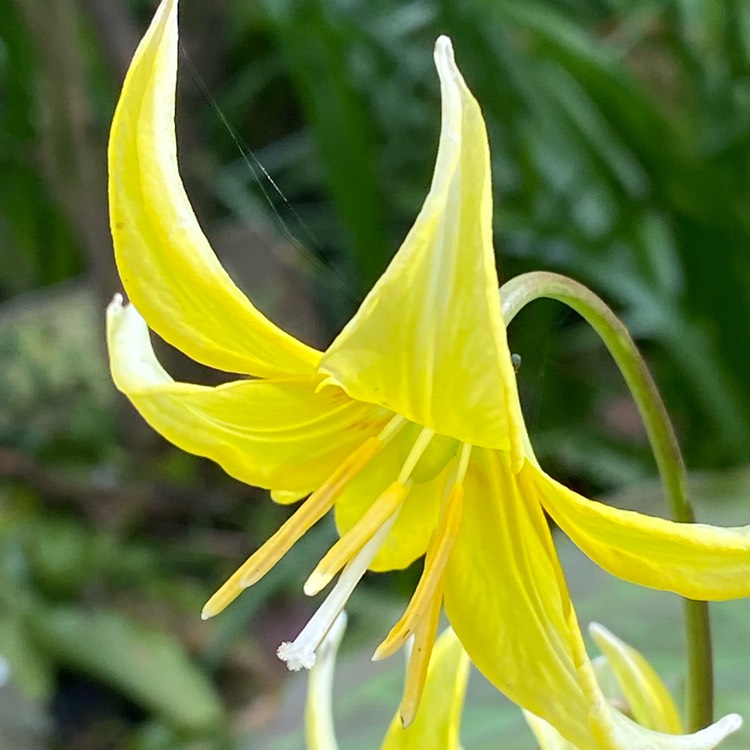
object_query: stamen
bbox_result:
[377,414,406,442]
[304,481,410,596]
[201,433,390,620]
[397,428,435,485]
[304,426,438,597]
[399,575,443,728]
[455,443,472,484]
[372,481,464,661]
[277,511,399,671]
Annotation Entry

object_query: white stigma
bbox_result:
[277,511,398,672]
[276,641,316,671]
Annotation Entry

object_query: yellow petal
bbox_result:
[109,0,320,378]
[333,434,444,572]
[318,37,523,454]
[380,628,470,750]
[589,623,682,734]
[528,462,750,600]
[525,704,740,750]
[107,297,386,490]
[443,449,597,748]
[523,711,580,750]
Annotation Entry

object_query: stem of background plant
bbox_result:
[500,270,713,732]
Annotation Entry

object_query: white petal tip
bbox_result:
[588,621,614,640]
[435,36,453,53]
[277,641,316,671]
[434,36,456,69]
[720,713,743,732]
[107,294,127,321]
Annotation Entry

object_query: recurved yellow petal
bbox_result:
[109,0,320,378]
[525,702,740,750]
[107,297,386,491]
[443,451,597,748]
[318,37,523,455]
[588,623,682,734]
[380,628,469,750]
[598,703,740,750]
[529,463,750,600]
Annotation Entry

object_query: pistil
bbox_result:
[277,511,398,671]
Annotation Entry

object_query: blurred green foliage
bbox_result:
[2,0,750,747]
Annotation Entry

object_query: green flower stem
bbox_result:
[500,270,713,732]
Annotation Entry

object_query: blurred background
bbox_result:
[2,0,750,748]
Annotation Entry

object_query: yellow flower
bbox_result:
[523,623,738,749]
[107,0,748,746]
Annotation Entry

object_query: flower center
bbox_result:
[399,422,460,483]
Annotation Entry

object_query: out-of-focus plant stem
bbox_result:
[500,270,713,733]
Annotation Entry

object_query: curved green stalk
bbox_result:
[500,270,713,732]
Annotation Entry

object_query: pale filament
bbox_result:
[305,425,439,597]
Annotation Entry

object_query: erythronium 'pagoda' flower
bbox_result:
[523,623,739,749]
[107,0,750,746]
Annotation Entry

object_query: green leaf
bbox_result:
[30,607,223,732]
[0,612,54,701]
[262,0,388,291]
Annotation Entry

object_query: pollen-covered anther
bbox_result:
[400,574,444,728]
[304,480,410,596]
[373,443,470,663]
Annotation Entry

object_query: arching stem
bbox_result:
[500,270,712,732]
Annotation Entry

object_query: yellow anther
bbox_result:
[201,436,385,620]
[399,577,443,728]
[373,481,464,661]
[304,481,409,596]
